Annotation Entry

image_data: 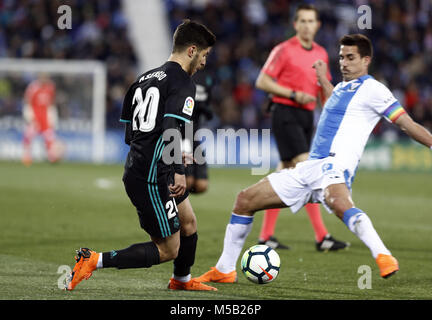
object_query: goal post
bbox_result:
[0,58,107,163]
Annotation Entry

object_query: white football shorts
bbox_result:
[267,157,351,213]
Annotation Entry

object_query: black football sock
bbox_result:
[102,241,160,269]
[173,232,198,277]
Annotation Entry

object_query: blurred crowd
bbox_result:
[0,0,136,128]
[1,0,431,136]
[166,0,432,136]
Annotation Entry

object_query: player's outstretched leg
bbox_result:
[325,183,399,278]
[196,177,286,283]
[67,226,216,291]
[256,159,349,252]
[66,241,161,290]
[256,161,289,250]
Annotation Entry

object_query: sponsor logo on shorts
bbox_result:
[173,217,180,229]
[322,163,333,172]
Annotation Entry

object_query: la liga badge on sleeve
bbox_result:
[182,96,195,116]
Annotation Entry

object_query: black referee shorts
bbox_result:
[122,168,189,239]
[271,103,315,162]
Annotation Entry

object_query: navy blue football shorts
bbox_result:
[123,169,189,239]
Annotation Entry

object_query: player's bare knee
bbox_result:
[165,248,179,261]
[177,198,197,235]
[159,244,180,262]
[233,189,253,214]
[325,194,352,219]
[153,233,181,262]
[170,246,180,260]
[180,215,197,236]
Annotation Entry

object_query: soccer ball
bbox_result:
[241,245,280,284]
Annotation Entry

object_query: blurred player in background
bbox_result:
[255,3,348,251]
[197,34,432,283]
[22,73,64,165]
[183,71,214,194]
[66,20,217,291]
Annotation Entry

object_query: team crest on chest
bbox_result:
[347,82,361,92]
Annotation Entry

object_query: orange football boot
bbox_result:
[168,278,218,291]
[66,248,99,290]
[194,267,237,283]
[376,253,399,278]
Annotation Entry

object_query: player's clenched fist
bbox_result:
[313,59,328,82]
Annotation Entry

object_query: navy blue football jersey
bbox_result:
[120,61,196,181]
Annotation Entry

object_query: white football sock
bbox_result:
[172,273,191,283]
[215,213,254,273]
[343,208,391,259]
[96,252,103,269]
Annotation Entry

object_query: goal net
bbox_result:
[0,58,106,163]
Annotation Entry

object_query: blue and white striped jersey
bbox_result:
[309,74,405,177]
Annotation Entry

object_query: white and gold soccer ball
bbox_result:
[240,245,280,284]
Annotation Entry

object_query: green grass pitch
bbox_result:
[0,161,431,300]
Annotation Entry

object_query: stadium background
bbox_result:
[0,0,432,170]
[1,0,432,302]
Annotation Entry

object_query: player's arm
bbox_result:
[162,116,186,173]
[120,85,135,145]
[255,72,316,105]
[313,59,334,101]
[256,44,315,105]
[22,103,34,124]
[256,45,291,97]
[376,83,432,149]
[394,113,432,149]
[123,122,132,145]
[163,82,196,197]
[163,116,187,197]
[47,84,58,128]
[255,72,293,99]
[47,104,58,129]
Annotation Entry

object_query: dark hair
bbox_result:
[294,3,320,21]
[172,19,216,53]
[339,34,373,59]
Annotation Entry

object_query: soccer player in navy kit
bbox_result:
[66,20,217,291]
